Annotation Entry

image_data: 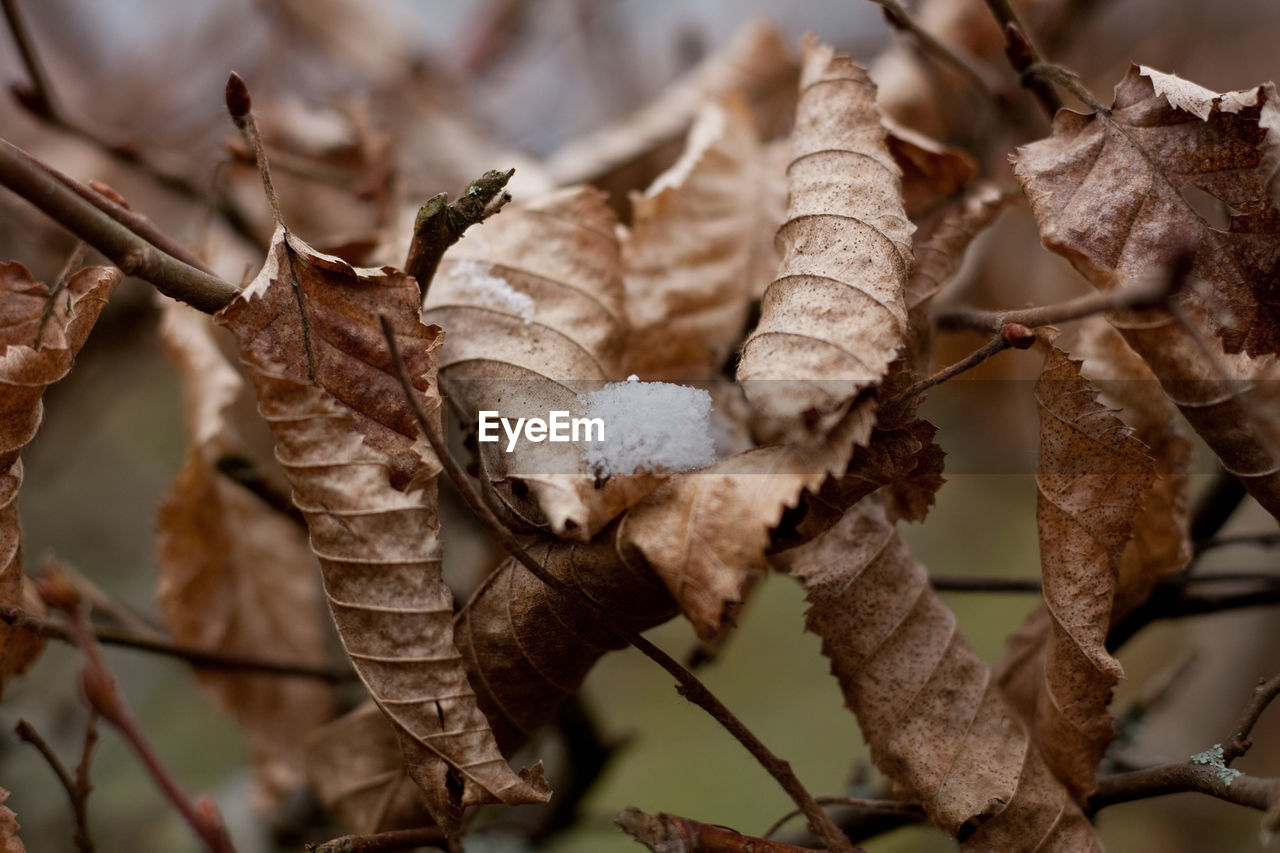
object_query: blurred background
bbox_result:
[1,1,1279,850]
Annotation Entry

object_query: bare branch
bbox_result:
[15,717,96,853]
[1092,763,1280,813]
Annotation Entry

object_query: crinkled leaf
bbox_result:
[1015,64,1280,522]
[623,96,782,381]
[217,228,547,833]
[883,117,977,217]
[424,186,658,540]
[0,262,119,696]
[737,38,912,449]
[0,788,24,853]
[1026,345,1154,796]
[775,497,1101,850]
[156,300,333,809]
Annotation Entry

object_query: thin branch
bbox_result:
[0,603,353,683]
[1091,762,1280,813]
[762,796,925,840]
[0,0,264,249]
[1196,529,1280,556]
[936,274,1178,334]
[404,168,514,299]
[306,826,448,853]
[225,72,281,228]
[930,575,1041,592]
[0,139,239,313]
[886,334,1011,409]
[1221,672,1280,765]
[380,317,857,853]
[1189,468,1248,549]
[37,562,237,853]
[864,0,996,98]
[15,717,96,853]
[981,0,1063,116]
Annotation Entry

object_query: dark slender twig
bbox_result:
[1196,530,1280,556]
[1221,672,1280,765]
[530,696,623,842]
[306,826,447,852]
[762,796,925,840]
[37,562,237,853]
[15,718,96,852]
[886,335,1012,408]
[214,454,306,527]
[0,139,239,312]
[380,318,857,853]
[864,0,996,98]
[1189,468,1249,550]
[931,575,1041,592]
[404,169,514,299]
[936,274,1178,334]
[0,603,353,682]
[1091,763,1280,813]
[981,0,1064,116]
[0,0,264,249]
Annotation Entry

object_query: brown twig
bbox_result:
[981,0,1064,117]
[37,562,237,853]
[0,139,239,312]
[865,0,997,99]
[1221,672,1280,765]
[15,717,97,853]
[886,334,1012,408]
[404,168,514,299]
[1091,763,1280,814]
[936,274,1178,334]
[306,826,447,853]
[0,603,353,683]
[0,0,264,249]
[762,796,926,840]
[379,317,856,853]
[1189,468,1248,550]
[225,72,281,229]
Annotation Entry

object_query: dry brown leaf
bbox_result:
[309,534,678,831]
[0,788,24,853]
[0,261,119,696]
[616,807,815,853]
[1024,345,1154,797]
[1015,64,1280,522]
[774,497,1101,850]
[883,117,977,216]
[155,300,333,809]
[616,408,873,641]
[737,38,912,449]
[217,228,547,832]
[1078,321,1194,614]
[622,96,781,381]
[424,186,658,540]
[544,20,797,189]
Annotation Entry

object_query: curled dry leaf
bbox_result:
[0,261,119,696]
[217,228,548,832]
[0,788,24,853]
[424,186,658,540]
[615,807,816,853]
[622,96,782,381]
[883,117,977,217]
[774,497,1102,850]
[155,300,333,809]
[1015,65,1280,522]
[617,408,872,641]
[737,39,912,450]
[308,534,678,831]
[544,20,797,189]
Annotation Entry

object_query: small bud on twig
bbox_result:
[224,71,251,125]
[1001,322,1036,349]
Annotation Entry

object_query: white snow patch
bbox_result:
[453,258,535,323]
[577,376,717,477]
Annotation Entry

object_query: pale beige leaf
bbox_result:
[1015,64,1280,522]
[1029,345,1155,796]
[424,186,658,540]
[775,497,1101,850]
[0,262,119,696]
[623,96,780,381]
[617,407,873,640]
[0,788,25,853]
[737,38,912,450]
[217,228,547,832]
[544,21,796,188]
[156,301,333,809]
